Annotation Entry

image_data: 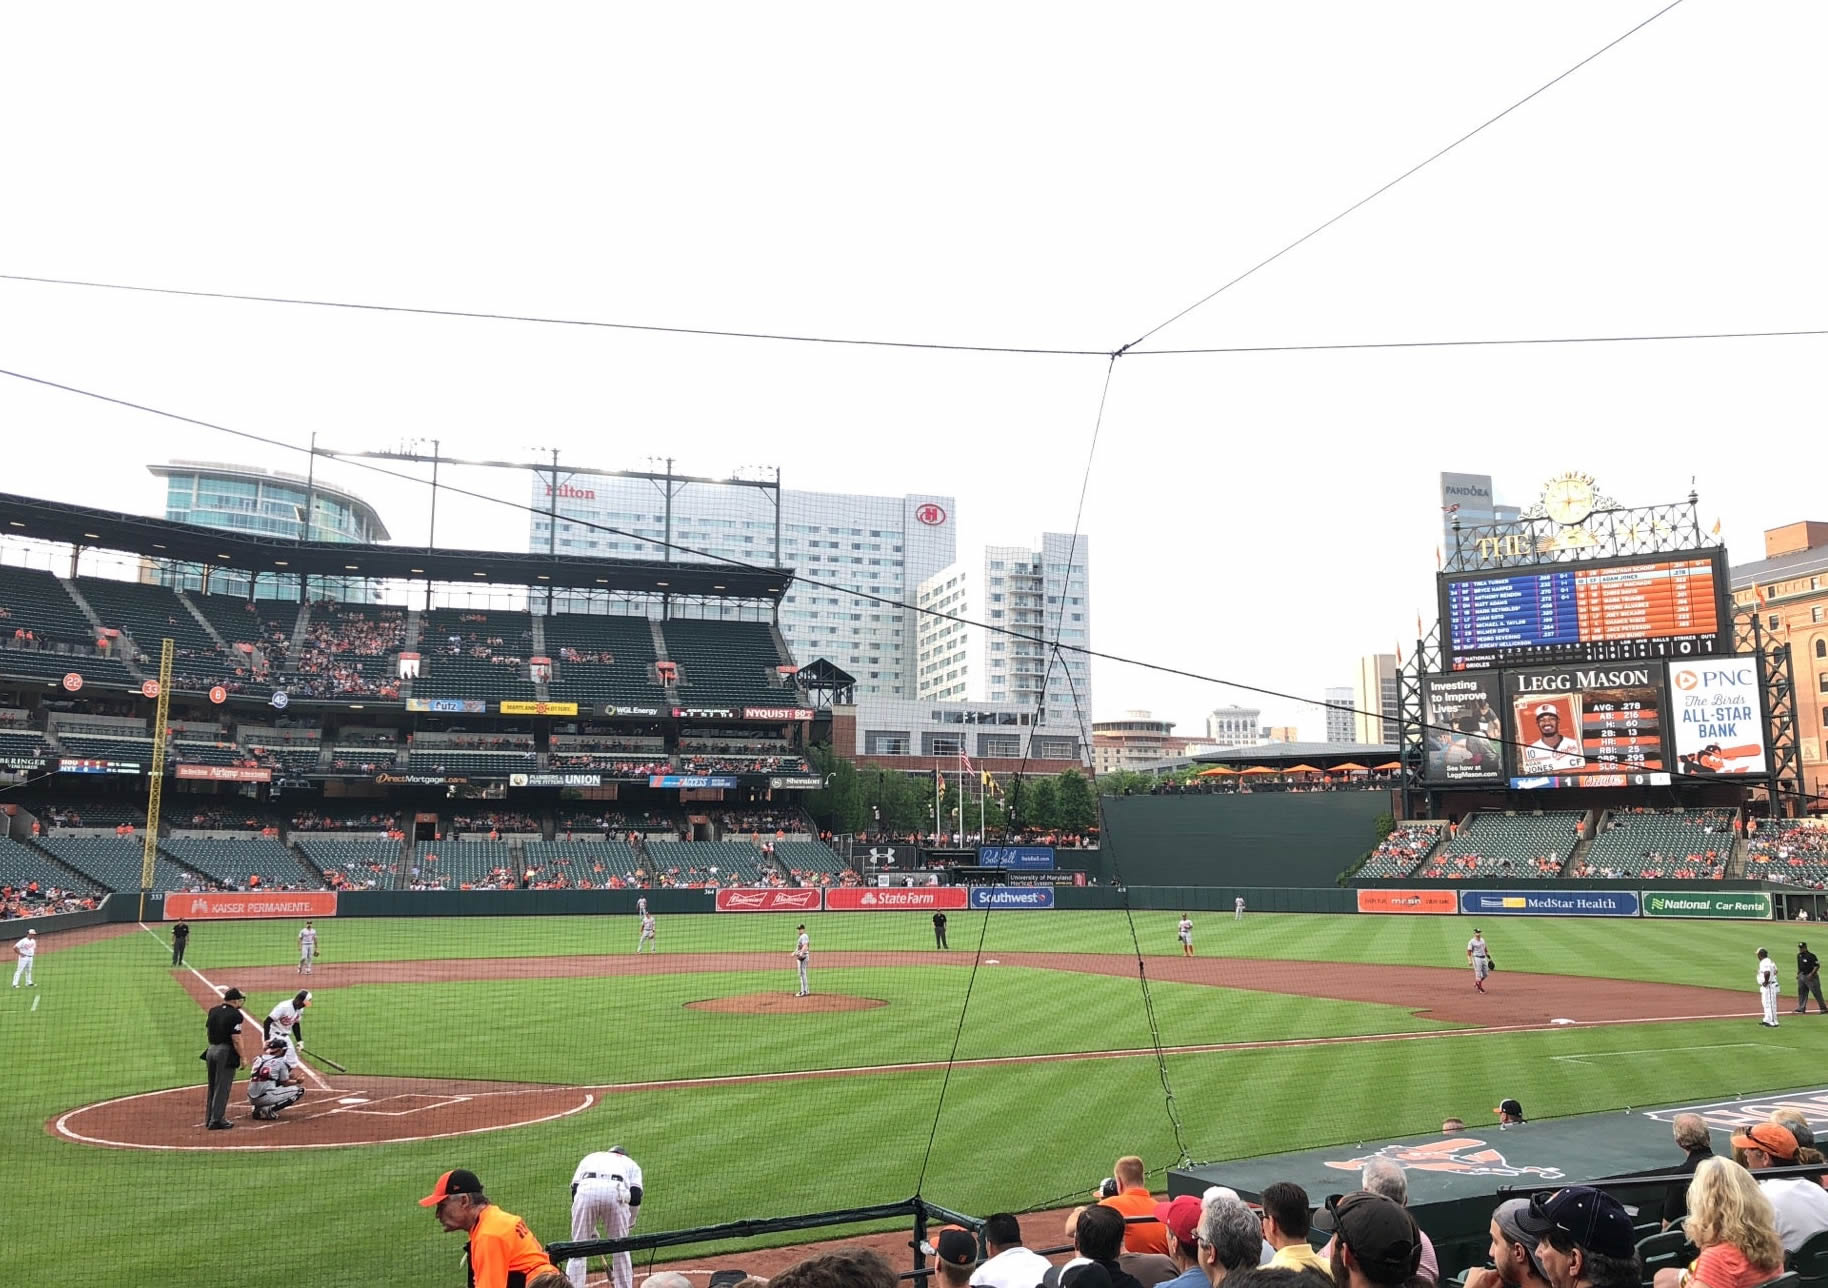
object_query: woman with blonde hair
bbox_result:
[1654,1157,1785,1288]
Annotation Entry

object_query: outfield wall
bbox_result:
[1099,791,1392,887]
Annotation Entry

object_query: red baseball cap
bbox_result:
[1153,1196,1203,1247]
[419,1169,484,1206]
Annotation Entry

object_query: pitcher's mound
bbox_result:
[688,993,887,1014]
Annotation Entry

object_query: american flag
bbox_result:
[959,749,973,774]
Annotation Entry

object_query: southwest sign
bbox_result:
[714,887,821,912]
[1459,889,1640,917]
[163,891,338,920]
[1643,890,1772,920]
[825,886,969,911]
[969,886,1054,910]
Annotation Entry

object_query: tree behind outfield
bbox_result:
[1054,770,1096,833]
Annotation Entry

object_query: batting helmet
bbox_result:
[266,1037,289,1051]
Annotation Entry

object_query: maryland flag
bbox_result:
[980,771,999,796]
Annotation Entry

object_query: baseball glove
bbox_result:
[1487,957,1497,972]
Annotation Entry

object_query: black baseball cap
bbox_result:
[221,987,245,1000]
[1527,1187,1635,1260]
[1311,1192,1422,1282]
[934,1228,977,1266]
[419,1169,484,1207]
[1496,1098,1525,1119]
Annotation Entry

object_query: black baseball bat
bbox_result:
[301,1047,348,1073]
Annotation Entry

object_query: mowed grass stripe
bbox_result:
[305,969,1454,1084]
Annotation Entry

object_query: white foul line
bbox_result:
[1551,1042,1791,1066]
[139,922,332,1092]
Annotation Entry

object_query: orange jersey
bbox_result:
[466,1205,556,1288]
[1101,1187,1171,1256]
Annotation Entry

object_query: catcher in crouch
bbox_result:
[247,1037,306,1119]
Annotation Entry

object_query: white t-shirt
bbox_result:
[573,1150,644,1194]
[1761,1177,1828,1253]
[1760,959,1780,988]
[15,935,36,960]
[972,1246,1053,1288]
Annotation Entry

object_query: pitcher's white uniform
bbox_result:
[636,914,656,953]
[10,929,35,987]
[247,1041,305,1117]
[1759,952,1782,1026]
[794,927,810,996]
[297,923,317,974]
[567,1146,644,1288]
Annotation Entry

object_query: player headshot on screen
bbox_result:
[1520,701,1585,772]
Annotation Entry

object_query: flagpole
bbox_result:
[933,768,941,842]
[979,772,986,841]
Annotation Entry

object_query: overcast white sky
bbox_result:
[2,2,1823,740]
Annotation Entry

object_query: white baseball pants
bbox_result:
[567,1179,634,1288]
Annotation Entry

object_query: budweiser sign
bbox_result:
[825,886,968,911]
[715,887,822,913]
[175,764,273,783]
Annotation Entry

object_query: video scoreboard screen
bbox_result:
[1442,552,1727,671]
[1501,664,1671,788]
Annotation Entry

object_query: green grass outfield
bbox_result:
[3,910,1822,1288]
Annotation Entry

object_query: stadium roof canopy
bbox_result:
[0,490,792,600]
[1191,740,1396,765]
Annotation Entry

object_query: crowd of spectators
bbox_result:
[549,753,672,775]
[450,811,539,835]
[2,883,99,919]
[719,809,807,835]
[680,752,811,774]
[290,810,400,834]
[1358,827,1442,878]
[284,604,405,698]
[1747,823,1828,889]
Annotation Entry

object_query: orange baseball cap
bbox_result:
[419,1169,484,1206]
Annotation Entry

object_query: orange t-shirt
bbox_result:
[466,1205,557,1288]
[1101,1187,1171,1255]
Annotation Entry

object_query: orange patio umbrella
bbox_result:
[1371,761,1402,771]
[1195,766,1238,776]
[1237,766,1277,775]
[1330,761,1370,772]
[1281,763,1321,774]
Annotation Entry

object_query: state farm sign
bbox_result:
[825,886,968,911]
[714,887,822,913]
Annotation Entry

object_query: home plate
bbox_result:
[338,1096,371,1104]
[1551,1018,1575,1025]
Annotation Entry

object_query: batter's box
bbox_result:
[339,1093,473,1117]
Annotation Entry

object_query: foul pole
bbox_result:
[137,639,174,922]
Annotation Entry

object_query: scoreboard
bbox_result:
[1442,552,1727,671]
[1501,664,1671,788]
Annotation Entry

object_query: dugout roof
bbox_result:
[0,491,792,600]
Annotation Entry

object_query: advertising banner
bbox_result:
[374,772,471,786]
[600,705,662,717]
[858,843,918,869]
[58,758,139,775]
[1458,889,1641,917]
[1421,675,1505,784]
[977,845,1057,870]
[768,775,825,790]
[1668,658,1769,776]
[969,886,1055,910]
[649,775,740,789]
[509,772,603,788]
[741,706,814,721]
[714,887,822,913]
[499,701,580,717]
[164,890,338,920]
[1503,664,1669,787]
[1356,889,1460,915]
[672,707,736,719]
[825,886,970,911]
[175,764,273,783]
[405,698,488,713]
[1643,890,1772,920]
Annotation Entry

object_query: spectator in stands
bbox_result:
[1463,1199,1552,1288]
[1661,1114,1715,1228]
[972,1212,1051,1288]
[1198,1195,1273,1287]
[928,1228,978,1288]
[1260,1182,1330,1278]
[1102,1155,1172,1256]
[1441,1119,1465,1134]
[1318,1160,1437,1283]
[1055,1205,1149,1288]
[769,1247,898,1288]
[1313,1191,1422,1288]
[1524,1187,1642,1288]
[1651,1158,1783,1288]
[1730,1123,1828,1252]
[1154,1196,1208,1288]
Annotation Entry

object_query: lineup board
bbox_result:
[1503,665,1671,788]
[1443,553,1726,670]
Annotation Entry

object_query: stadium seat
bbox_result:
[0,838,102,898]
[1576,808,1736,880]
[34,836,202,895]
[543,611,663,705]
[658,619,801,707]
[159,837,325,890]
[1424,811,1584,880]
